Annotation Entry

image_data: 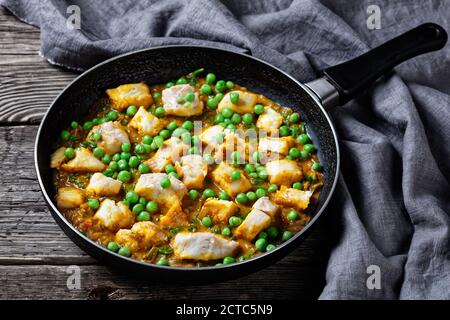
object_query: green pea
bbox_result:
[201,84,212,95]
[290,126,300,138]
[164,164,175,174]
[109,161,119,171]
[152,92,161,100]
[87,198,100,210]
[155,106,165,117]
[221,107,233,118]
[201,216,213,227]
[244,163,256,173]
[303,144,315,153]
[235,193,248,204]
[207,97,218,109]
[146,201,158,213]
[117,170,131,183]
[166,82,174,88]
[279,125,290,137]
[231,113,241,124]
[180,132,191,144]
[60,130,70,141]
[120,152,131,161]
[70,121,78,129]
[255,188,266,198]
[189,146,200,155]
[288,147,301,159]
[258,232,268,240]
[226,81,234,89]
[229,216,242,227]
[231,151,240,163]
[153,136,164,148]
[230,92,239,104]
[176,77,188,85]
[293,182,302,190]
[268,184,278,193]
[112,153,121,161]
[117,159,129,171]
[167,121,178,132]
[218,191,230,200]
[121,143,131,153]
[266,244,276,252]
[298,133,310,145]
[118,246,131,257]
[206,73,216,84]
[92,118,100,125]
[252,151,263,163]
[93,147,104,158]
[182,120,194,131]
[159,129,171,139]
[168,172,179,179]
[188,189,199,200]
[221,227,231,237]
[215,114,225,124]
[231,170,241,181]
[203,154,215,165]
[183,102,191,109]
[203,188,215,199]
[83,121,93,131]
[160,177,171,188]
[157,257,170,266]
[255,238,268,251]
[246,191,257,201]
[128,156,139,168]
[288,210,298,221]
[227,123,236,131]
[107,241,120,252]
[257,170,268,180]
[254,104,264,115]
[215,80,226,92]
[312,162,323,172]
[142,135,153,145]
[223,256,235,264]
[64,147,75,159]
[137,211,150,221]
[107,110,119,121]
[103,169,114,177]
[282,230,294,241]
[267,226,279,238]
[131,203,143,215]
[126,105,137,117]
[242,113,253,124]
[185,92,195,102]
[100,154,111,164]
[289,113,300,123]
[191,135,200,146]
[138,163,150,174]
[125,191,139,204]
[300,150,310,159]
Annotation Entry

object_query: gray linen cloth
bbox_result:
[2,0,448,299]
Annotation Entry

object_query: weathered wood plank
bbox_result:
[0,260,327,300]
[0,7,78,123]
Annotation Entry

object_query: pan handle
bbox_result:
[306,23,447,107]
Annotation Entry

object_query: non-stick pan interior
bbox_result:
[35,46,338,278]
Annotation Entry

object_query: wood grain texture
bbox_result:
[0,7,77,124]
[0,7,335,299]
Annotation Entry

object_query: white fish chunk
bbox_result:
[175,154,208,189]
[86,173,122,196]
[162,84,203,117]
[134,173,187,210]
[218,90,257,114]
[94,199,135,232]
[265,159,302,186]
[211,162,252,197]
[235,209,271,241]
[252,196,279,218]
[56,187,84,209]
[50,146,66,169]
[61,147,106,173]
[128,106,164,136]
[106,82,153,111]
[172,232,239,261]
[258,136,295,156]
[273,186,313,211]
[198,198,239,225]
[256,107,283,134]
[146,137,187,173]
[88,121,129,155]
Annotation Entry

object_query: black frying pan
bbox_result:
[35,23,447,281]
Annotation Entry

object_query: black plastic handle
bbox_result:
[323,23,448,105]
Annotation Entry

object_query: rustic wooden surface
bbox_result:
[0,7,336,300]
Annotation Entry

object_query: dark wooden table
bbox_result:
[0,7,336,299]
